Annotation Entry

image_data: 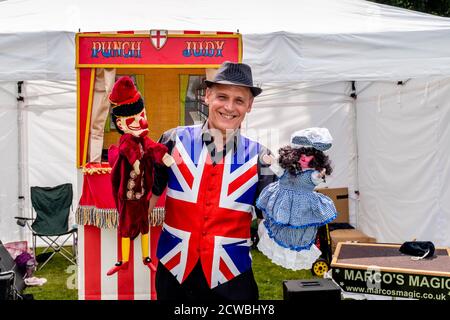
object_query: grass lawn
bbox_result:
[24,247,316,300]
[252,249,317,300]
[23,247,78,300]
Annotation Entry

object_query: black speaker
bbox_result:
[0,241,25,294]
[283,279,341,301]
[0,271,15,300]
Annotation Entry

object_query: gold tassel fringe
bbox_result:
[76,205,166,229]
[75,206,118,229]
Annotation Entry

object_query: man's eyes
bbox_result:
[217,96,243,103]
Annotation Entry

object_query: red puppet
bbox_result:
[106,76,171,276]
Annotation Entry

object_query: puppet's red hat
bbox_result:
[109,76,144,117]
[109,76,141,107]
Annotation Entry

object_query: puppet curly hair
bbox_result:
[278,146,333,175]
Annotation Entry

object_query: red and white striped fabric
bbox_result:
[77,225,161,300]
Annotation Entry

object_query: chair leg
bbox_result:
[32,234,36,261]
[32,231,79,271]
[36,236,60,270]
[58,250,76,265]
[58,235,77,265]
[37,251,57,271]
[39,235,78,269]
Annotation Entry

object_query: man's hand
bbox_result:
[262,154,275,165]
[263,154,284,177]
[148,194,164,226]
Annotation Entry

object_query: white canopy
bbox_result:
[1,0,450,247]
[2,0,450,81]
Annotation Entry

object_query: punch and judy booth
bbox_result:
[75,30,242,299]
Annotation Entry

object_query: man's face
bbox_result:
[204,84,254,135]
[116,110,149,137]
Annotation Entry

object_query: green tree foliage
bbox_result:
[371,0,450,17]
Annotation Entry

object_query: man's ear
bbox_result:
[204,87,212,105]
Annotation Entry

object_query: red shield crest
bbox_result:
[150,30,168,50]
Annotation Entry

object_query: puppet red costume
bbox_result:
[110,133,167,238]
[106,76,168,276]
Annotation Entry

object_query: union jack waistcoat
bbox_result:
[156,125,262,288]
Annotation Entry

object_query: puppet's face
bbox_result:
[299,154,314,170]
[116,110,149,137]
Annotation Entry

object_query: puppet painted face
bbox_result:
[299,154,314,170]
[116,110,149,137]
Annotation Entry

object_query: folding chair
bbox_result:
[15,183,77,270]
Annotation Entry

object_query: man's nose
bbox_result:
[223,101,235,111]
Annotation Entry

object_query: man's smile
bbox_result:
[218,111,237,120]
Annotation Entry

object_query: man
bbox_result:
[149,62,275,300]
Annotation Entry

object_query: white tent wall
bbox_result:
[356,77,450,246]
[0,80,79,245]
[0,31,75,81]
[0,81,21,243]
[24,80,79,246]
[243,29,450,83]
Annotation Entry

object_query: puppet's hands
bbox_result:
[318,168,326,178]
[311,169,326,185]
[133,160,141,175]
[162,153,175,167]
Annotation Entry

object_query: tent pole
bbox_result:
[16,81,27,241]
[349,81,360,228]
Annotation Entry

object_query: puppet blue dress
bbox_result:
[256,128,337,270]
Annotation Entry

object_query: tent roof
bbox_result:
[2,0,450,81]
[2,0,450,34]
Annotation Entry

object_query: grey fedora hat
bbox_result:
[204,61,262,97]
